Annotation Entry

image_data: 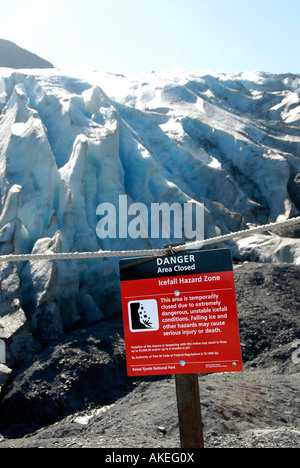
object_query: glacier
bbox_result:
[0,68,300,364]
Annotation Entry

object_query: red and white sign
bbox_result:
[119,249,242,376]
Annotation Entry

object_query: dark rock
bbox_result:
[0,39,54,69]
[0,262,299,448]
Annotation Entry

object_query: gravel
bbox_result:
[0,262,299,449]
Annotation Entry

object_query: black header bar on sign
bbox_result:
[119,248,233,281]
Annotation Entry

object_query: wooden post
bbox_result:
[175,373,204,448]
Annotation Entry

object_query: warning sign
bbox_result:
[119,249,242,376]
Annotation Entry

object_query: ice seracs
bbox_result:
[0,68,299,359]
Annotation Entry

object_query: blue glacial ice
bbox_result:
[0,68,300,352]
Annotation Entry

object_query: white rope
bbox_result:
[173,215,300,251]
[0,216,299,263]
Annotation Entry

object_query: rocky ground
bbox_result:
[0,260,299,449]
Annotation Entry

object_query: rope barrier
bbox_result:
[0,216,299,263]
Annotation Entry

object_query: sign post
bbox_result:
[175,373,204,448]
[119,248,242,447]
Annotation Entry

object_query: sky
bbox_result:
[1,0,299,75]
